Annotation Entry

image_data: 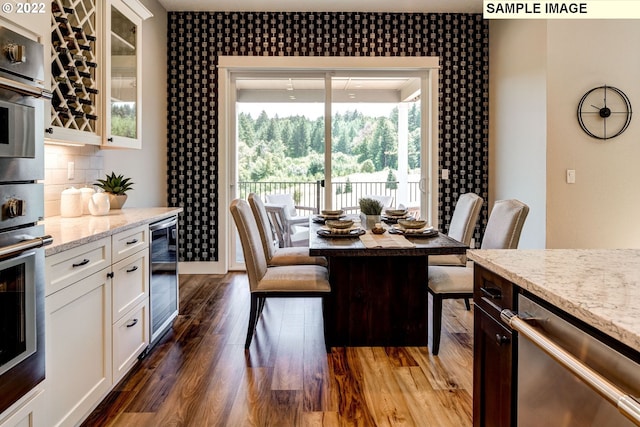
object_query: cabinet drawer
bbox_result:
[46,237,111,296]
[112,225,148,264]
[112,249,149,321]
[113,301,148,384]
[473,264,515,324]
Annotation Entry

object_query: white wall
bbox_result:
[489,20,548,249]
[491,19,640,249]
[103,0,168,208]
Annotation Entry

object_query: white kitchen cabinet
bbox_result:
[112,224,148,263]
[112,249,148,320]
[45,237,110,297]
[0,388,45,427]
[45,267,112,427]
[48,0,152,148]
[111,242,149,384]
[103,0,152,149]
[112,300,148,383]
[44,226,150,425]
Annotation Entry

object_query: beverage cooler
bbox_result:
[149,216,178,346]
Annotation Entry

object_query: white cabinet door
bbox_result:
[45,270,112,427]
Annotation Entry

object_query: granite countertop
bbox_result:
[468,249,640,353]
[42,207,182,256]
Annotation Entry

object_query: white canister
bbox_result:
[60,187,82,218]
[80,187,96,215]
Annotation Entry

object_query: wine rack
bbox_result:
[51,0,99,132]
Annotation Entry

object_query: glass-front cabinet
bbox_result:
[105,0,147,149]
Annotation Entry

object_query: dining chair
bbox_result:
[364,194,394,208]
[429,192,483,267]
[230,199,331,350]
[248,193,326,267]
[265,193,314,247]
[427,199,529,355]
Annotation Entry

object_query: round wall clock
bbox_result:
[577,85,632,140]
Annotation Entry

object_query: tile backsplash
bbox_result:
[44,144,104,217]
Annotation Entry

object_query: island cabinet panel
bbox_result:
[473,264,517,427]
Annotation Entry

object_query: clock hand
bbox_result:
[591,104,601,110]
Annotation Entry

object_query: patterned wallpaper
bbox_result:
[167,12,489,262]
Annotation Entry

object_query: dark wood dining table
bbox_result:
[309,217,468,348]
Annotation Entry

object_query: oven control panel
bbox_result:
[1,183,42,227]
[5,198,26,217]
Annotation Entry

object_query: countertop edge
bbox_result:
[43,207,183,256]
[468,249,640,354]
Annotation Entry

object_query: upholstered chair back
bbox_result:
[265,193,297,217]
[248,193,277,261]
[481,199,529,249]
[447,192,483,245]
[230,199,268,291]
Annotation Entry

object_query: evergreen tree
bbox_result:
[290,119,310,158]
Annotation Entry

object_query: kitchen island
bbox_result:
[468,249,640,427]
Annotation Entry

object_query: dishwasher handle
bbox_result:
[501,309,640,426]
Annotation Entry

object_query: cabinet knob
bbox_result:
[107,271,114,279]
[495,334,510,346]
[45,127,54,134]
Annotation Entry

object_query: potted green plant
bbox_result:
[358,197,383,230]
[94,172,134,210]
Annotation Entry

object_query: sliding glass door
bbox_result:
[219,57,439,270]
[329,73,424,218]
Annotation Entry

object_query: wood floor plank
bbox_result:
[84,272,473,427]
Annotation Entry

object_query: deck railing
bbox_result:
[238,180,420,214]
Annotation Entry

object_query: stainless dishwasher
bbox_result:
[149,216,179,346]
[502,294,640,427]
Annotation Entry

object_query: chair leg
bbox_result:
[463,297,471,311]
[258,297,266,317]
[322,297,331,353]
[245,295,259,349]
[431,294,443,356]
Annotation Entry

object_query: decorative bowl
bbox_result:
[385,208,408,216]
[371,226,386,234]
[325,219,354,229]
[398,219,428,229]
[321,209,344,217]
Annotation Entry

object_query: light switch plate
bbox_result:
[566,169,576,184]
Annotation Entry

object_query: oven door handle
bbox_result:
[0,235,53,259]
[0,76,53,99]
[501,309,640,427]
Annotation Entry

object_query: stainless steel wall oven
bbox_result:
[0,26,52,415]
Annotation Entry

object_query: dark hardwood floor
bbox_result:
[82,272,473,426]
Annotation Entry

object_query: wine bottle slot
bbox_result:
[52,3,74,14]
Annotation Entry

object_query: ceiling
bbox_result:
[157,0,483,13]
[235,76,421,103]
